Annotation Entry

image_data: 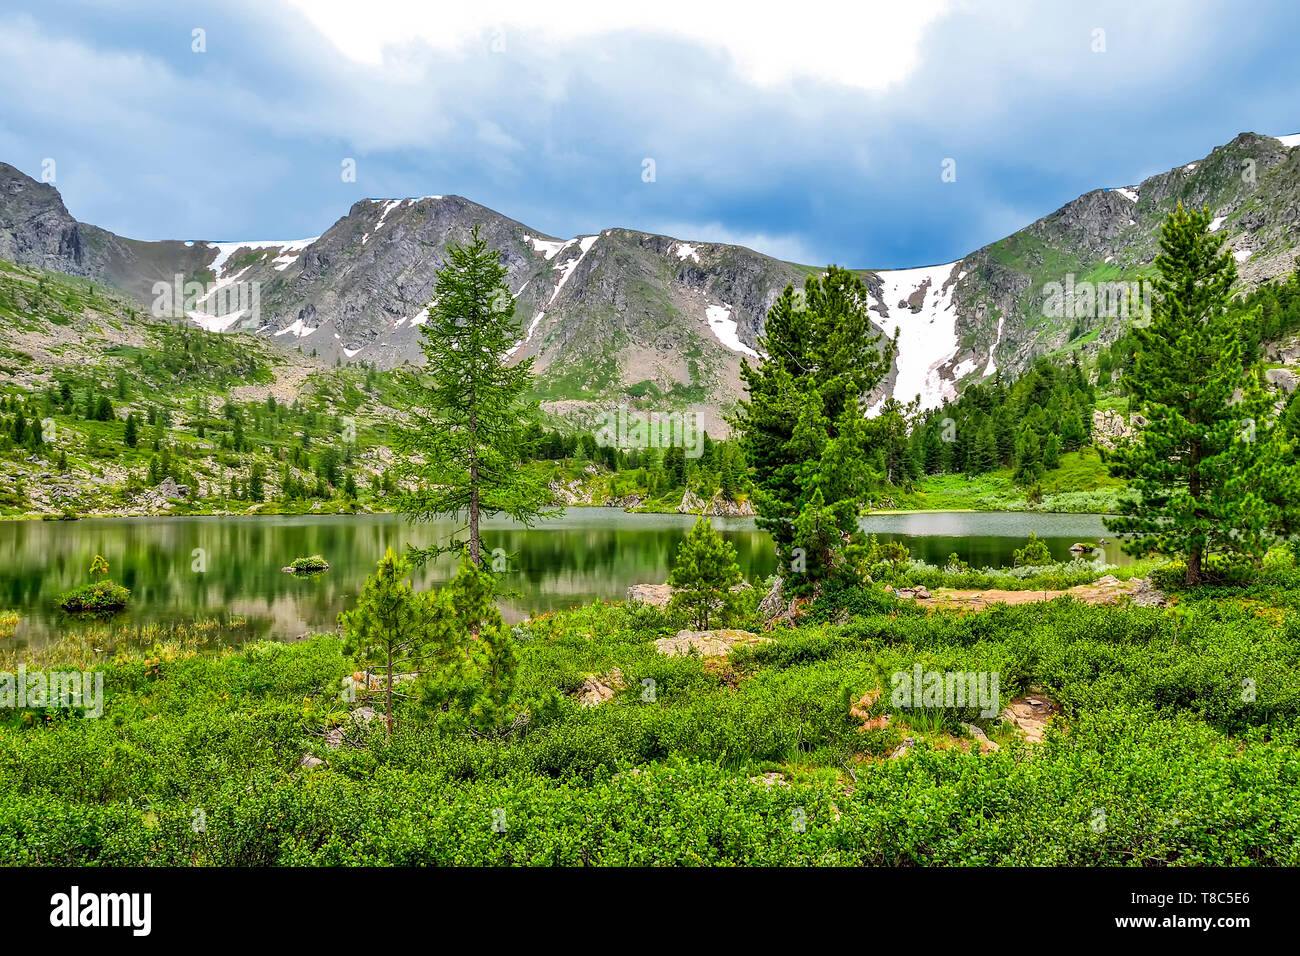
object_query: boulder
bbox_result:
[1266,367,1300,393]
[324,705,380,747]
[999,693,1059,744]
[960,722,999,754]
[575,669,624,707]
[626,583,673,608]
[653,629,770,657]
[1091,409,1147,451]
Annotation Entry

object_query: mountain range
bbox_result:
[3,130,1299,433]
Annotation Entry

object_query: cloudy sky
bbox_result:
[3,0,1298,268]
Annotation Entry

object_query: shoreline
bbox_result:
[0,502,1123,523]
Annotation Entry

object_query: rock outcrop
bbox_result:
[653,629,770,657]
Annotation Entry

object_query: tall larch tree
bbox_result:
[395,225,554,567]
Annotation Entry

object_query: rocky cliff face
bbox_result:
[4,131,1300,432]
[949,132,1300,380]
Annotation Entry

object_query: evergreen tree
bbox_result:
[395,226,553,566]
[1012,532,1052,567]
[1014,425,1044,484]
[124,413,138,448]
[248,463,265,502]
[731,267,895,592]
[668,516,744,629]
[1043,431,1062,470]
[1106,204,1299,583]
[418,557,521,732]
[339,548,439,735]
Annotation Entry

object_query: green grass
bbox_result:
[888,450,1123,513]
[3,559,1300,865]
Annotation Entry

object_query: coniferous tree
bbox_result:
[1106,204,1300,583]
[731,267,895,593]
[340,548,438,735]
[1014,425,1044,484]
[395,226,553,566]
[668,516,744,629]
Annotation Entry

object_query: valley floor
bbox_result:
[2,558,1296,866]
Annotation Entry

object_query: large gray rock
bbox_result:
[1266,367,1299,393]
[626,583,673,608]
[653,629,770,657]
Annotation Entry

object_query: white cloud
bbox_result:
[282,0,951,92]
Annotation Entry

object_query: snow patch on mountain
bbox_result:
[674,242,701,263]
[506,311,546,359]
[870,261,963,410]
[204,238,317,279]
[704,304,758,358]
[1276,133,1300,148]
[1115,187,1139,203]
[189,309,246,333]
[1210,216,1227,233]
[983,315,1004,377]
[545,236,599,305]
[524,235,567,260]
[274,318,317,338]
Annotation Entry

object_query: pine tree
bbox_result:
[731,267,895,592]
[1012,532,1052,567]
[419,557,521,732]
[124,413,138,448]
[1106,204,1299,584]
[339,548,439,735]
[248,463,265,502]
[1014,425,1044,484]
[1043,431,1062,470]
[668,516,744,629]
[395,225,553,566]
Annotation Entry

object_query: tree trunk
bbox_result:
[468,394,480,567]
[385,646,393,736]
[1188,434,1203,586]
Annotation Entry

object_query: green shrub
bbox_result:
[286,554,330,573]
[57,580,130,615]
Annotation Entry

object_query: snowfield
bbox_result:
[274,318,317,338]
[506,236,599,359]
[203,238,318,279]
[704,304,758,358]
[523,235,567,260]
[983,315,1004,377]
[869,261,965,410]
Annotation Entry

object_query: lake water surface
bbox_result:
[0,509,1127,646]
